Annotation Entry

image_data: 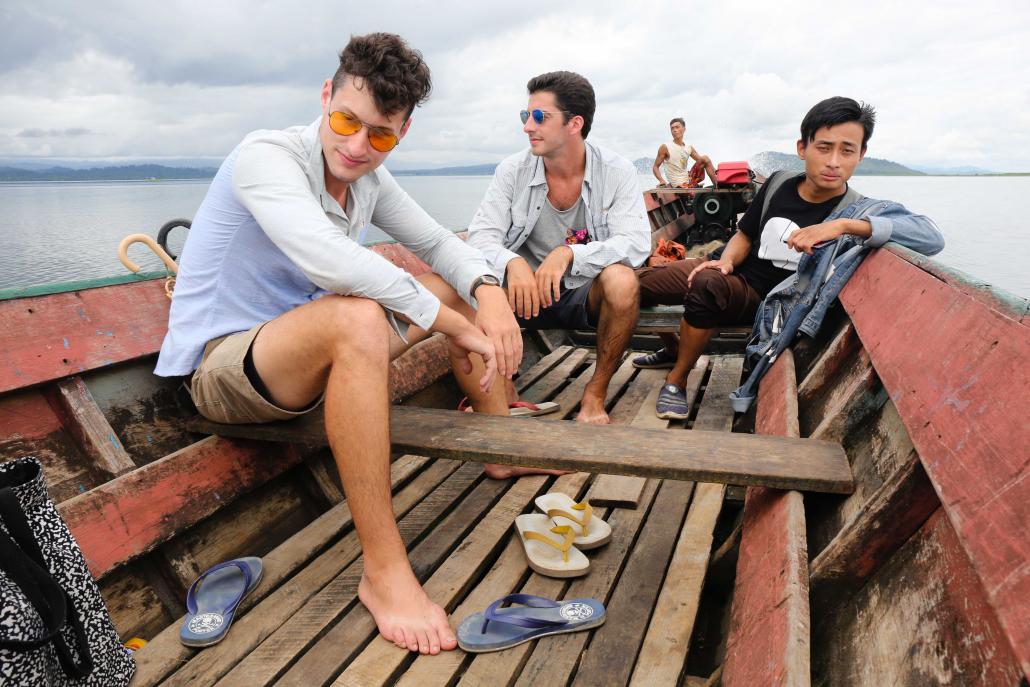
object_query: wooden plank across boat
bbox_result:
[0,237,1027,685]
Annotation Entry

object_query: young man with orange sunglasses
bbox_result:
[156,33,556,656]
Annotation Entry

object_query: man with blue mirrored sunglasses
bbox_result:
[468,71,651,424]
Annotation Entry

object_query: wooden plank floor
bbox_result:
[140,347,744,687]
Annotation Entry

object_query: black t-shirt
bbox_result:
[712,173,846,296]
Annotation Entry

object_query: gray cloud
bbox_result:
[17,127,91,138]
[2,0,1029,170]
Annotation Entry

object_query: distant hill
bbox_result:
[913,164,994,175]
[750,151,922,176]
[0,164,217,182]
[392,163,497,176]
[633,157,653,174]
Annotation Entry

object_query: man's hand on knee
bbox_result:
[687,258,734,288]
[431,306,499,392]
[473,284,522,378]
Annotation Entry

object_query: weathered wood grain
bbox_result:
[572,478,694,686]
[591,361,706,507]
[163,461,478,686]
[250,469,502,687]
[627,356,734,685]
[513,344,575,393]
[46,376,136,476]
[333,476,554,686]
[190,405,853,493]
[507,480,661,687]
[722,350,810,687]
[841,247,1030,676]
[394,472,592,687]
[809,455,939,616]
[812,511,1024,687]
[159,475,314,592]
[0,279,171,393]
[130,455,438,686]
[629,481,725,686]
[516,348,591,407]
[59,436,298,579]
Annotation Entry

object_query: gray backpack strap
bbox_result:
[832,184,864,214]
[758,171,795,227]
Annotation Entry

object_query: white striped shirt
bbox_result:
[467,141,651,288]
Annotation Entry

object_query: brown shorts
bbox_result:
[189,323,323,424]
[636,258,762,329]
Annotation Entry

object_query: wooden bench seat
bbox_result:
[188,401,853,495]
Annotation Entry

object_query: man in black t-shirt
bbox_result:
[633,96,943,419]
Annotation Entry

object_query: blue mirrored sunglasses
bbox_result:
[519,108,571,125]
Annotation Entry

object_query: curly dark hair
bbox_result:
[332,33,432,120]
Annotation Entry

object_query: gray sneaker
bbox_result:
[656,383,689,420]
[632,347,677,369]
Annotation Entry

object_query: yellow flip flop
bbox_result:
[515,514,589,578]
[534,494,612,550]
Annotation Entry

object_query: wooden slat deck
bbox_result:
[131,347,746,686]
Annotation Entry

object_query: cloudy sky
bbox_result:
[3,0,1029,171]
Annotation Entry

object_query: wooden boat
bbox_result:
[0,224,1027,685]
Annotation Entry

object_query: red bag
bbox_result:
[716,161,750,185]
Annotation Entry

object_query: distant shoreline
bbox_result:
[2,172,1026,184]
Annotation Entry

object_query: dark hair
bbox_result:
[670,117,685,127]
[526,71,596,139]
[800,96,876,149]
[332,33,431,120]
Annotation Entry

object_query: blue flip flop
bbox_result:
[180,556,263,647]
[457,593,605,653]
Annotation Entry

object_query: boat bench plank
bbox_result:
[722,349,811,687]
[628,355,739,685]
[188,405,854,494]
[59,436,299,579]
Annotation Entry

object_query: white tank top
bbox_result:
[663,140,694,185]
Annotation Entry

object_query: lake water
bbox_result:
[1,175,1027,298]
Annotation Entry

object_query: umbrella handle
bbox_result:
[118,233,178,275]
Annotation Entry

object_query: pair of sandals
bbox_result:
[515,494,612,577]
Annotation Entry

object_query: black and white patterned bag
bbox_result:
[0,457,134,686]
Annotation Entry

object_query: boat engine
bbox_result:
[644,161,759,248]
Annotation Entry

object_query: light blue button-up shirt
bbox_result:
[155,118,491,377]
[467,141,651,287]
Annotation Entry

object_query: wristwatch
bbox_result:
[470,274,501,301]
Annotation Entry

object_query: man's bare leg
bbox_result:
[581,264,640,424]
[249,295,454,654]
[667,318,715,388]
[417,273,565,479]
[657,332,679,357]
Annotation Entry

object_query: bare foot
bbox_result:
[576,395,610,425]
[358,570,457,654]
[484,463,569,479]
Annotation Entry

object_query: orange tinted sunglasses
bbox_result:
[328,111,400,152]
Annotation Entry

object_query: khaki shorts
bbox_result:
[189,323,323,424]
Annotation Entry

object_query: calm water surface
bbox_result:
[1,175,1027,298]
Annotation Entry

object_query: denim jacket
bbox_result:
[729,192,944,412]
